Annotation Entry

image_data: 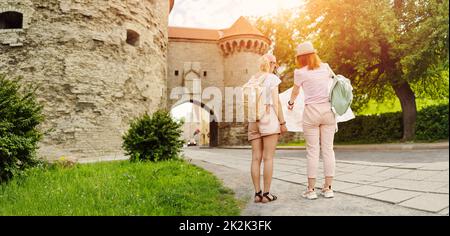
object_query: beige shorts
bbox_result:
[248,122,280,141]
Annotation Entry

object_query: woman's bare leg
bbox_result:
[262,134,278,194]
[251,138,263,194]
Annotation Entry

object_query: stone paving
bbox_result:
[183,148,449,215]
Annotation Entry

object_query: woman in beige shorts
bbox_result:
[245,54,287,203]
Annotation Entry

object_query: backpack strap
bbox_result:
[326,63,337,78]
[327,64,338,102]
[327,64,339,127]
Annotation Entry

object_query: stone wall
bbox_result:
[220,51,262,146]
[167,40,225,109]
[218,122,249,146]
[219,124,304,146]
[223,52,260,88]
[0,0,170,159]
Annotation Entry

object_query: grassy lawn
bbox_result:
[278,139,448,146]
[0,160,240,216]
[278,137,448,147]
[333,139,449,145]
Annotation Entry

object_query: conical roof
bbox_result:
[221,16,265,39]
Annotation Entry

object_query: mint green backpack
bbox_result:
[327,65,353,116]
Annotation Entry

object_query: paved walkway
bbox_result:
[184,147,449,216]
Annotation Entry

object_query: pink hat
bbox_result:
[264,54,277,63]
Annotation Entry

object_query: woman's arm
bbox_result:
[271,87,280,117]
[271,87,288,134]
[277,94,288,134]
[276,97,285,123]
[288,85,300,110]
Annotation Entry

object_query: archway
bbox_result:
[170,100,218,147]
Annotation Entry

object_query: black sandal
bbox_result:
[254,190,263,203]
[262,192,278,203]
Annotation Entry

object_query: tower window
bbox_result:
[126,29,140,46]
[0,11,23,29]
[174,70,180,76]
[203,71,207,77]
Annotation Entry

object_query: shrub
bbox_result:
[0,74,44,182]
[122,110,184,162]
[416,104,449,141]
[335,103,448,143]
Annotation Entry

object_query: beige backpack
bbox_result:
[243,74,269,122]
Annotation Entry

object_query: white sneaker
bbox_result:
[302,189,318,200]
[321,188,334,198]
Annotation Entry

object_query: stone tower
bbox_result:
[220,16,271,87]
[167,16,270,147]
[0,0,174,159]
[218,16,270,145]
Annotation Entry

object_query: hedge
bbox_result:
[335,104,448,143]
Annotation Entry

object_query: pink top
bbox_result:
[294,63,332,105]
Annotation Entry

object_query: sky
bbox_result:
[169,0,303,29]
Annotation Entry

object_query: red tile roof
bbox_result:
[168,27,221,41]
[169,16,265,41]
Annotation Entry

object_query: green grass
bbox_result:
[333,139,448,145]
[0,160,240,216]
[278,139,446,146]
[278,140,306,147]
[358,98,449,115]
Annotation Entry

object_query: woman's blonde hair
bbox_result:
[297,53,322,70]
[258,55,272,73]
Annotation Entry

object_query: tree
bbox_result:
[253,9,318,93]
[255,0,449,141]
[253,11,302,92]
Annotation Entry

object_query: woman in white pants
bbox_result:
[288,42,337,200]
